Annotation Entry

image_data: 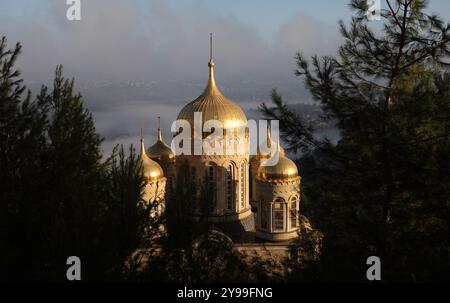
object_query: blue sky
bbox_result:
[3,0,450,43]
[2,0,450,96]
[2,0,450,84]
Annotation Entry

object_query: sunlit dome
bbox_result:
[177,47,247,132]
[147,118,175,163]
[257,147,299,182]
[139,132,164,182]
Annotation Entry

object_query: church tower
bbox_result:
[139,129,166,216]
[147,117,176,198]
[175,34,252,223]
[254,140,301,242]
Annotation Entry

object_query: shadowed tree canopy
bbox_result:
[0,37,152,281]
[261,0,450,281]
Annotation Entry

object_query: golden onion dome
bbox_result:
[257,146,299,182]
[147,118,175,163]
[177,58,247,131]
[139,132,164,182]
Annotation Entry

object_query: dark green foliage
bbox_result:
[261,0,450,281]
[137,229,253,283]
[0,37,147,281]
[0,36,48,281]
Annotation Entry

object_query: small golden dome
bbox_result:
[148,140,175,163]
[177,60,247,131]
[257,147,299,182]
[147,118,175,163]
[139,132,164,182]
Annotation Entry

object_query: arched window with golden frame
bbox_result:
[225,162,236,211]
[273,197,285,231]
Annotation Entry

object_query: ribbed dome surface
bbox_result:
[177,61,247,130]
[257,147,299,182]
[147,127,175,163]
[139,137,164,182]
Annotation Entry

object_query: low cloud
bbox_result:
[1,0,343,154]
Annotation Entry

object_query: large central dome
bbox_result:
[177,60,247,130]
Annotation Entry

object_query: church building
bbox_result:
[138,35,301,242]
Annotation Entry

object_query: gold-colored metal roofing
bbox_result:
[139,132,164,182]
[177,60,247,130]
[257,145,299,182]
[147,118,175,163]
[148,140,175,163]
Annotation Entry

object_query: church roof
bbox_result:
[147,117,175,163]
[177,34,247,131]
[139,129,164,182]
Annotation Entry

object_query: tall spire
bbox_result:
[157,116,162,141]
[206,33,218,94]
[140,127,146,156]
[209,32,213,63]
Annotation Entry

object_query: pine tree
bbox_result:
[261,0,450,281]
[0,37,149,281]
[0,37,48,280]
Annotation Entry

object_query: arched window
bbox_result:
[290,197,298,228]
[240,161,246,208]
[273,202,284,231]
[226,164,234,211]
